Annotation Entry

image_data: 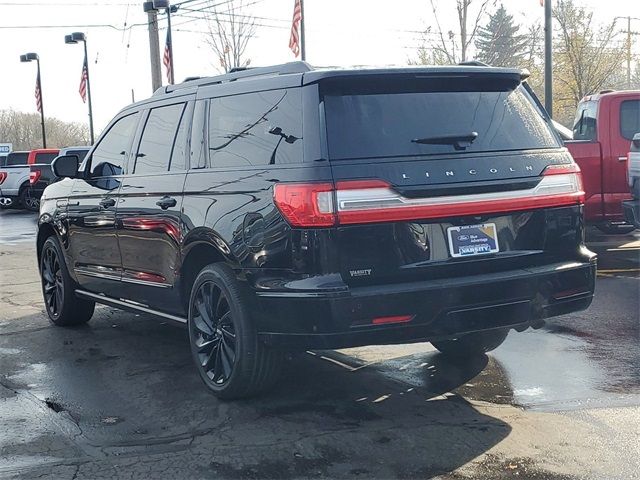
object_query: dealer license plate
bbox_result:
[447,223,499,258]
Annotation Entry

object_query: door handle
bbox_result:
[156,196,177,210]
[99,197,116,209]
[618,156,628,162]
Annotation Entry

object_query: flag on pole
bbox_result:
[79,57,88,103]
[163,29,173,84]
[289,0,302,58]
[34,75,42,113]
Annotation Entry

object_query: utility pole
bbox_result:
[544,0,553,118]
[628,16,632,89]
[144,2,162,92]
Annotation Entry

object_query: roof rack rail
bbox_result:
[458,60,490,67]
[160,61,313,95]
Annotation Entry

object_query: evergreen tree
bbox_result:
[474,4,528,67]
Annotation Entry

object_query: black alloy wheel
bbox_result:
[20,188,39,212]
[190,281,237,385]
[39,236,94,326]
[41,243,64,319]
[188,263,282,399]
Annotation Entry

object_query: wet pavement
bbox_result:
[0,209,639,479]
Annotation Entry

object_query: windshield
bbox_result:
[323,85,560,160]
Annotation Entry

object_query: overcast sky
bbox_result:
[0,0,636,136]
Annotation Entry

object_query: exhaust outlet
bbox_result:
[0,197,13,206]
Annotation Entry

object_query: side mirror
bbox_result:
[633,133,640,149]
[52,154,80,179]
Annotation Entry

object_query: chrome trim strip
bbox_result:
[74,268,121,281]
[120,276,172,288]
[336,173,581,212]
[75,289,187,323]
[74,268,171,288]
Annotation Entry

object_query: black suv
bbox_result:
[38,62,596,398]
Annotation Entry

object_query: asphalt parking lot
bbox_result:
[0,208,639,479]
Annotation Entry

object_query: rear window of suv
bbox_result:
[323,80,560,160]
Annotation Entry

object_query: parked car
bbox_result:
[0,151,30,209]
[29,146,90,206]
[622,133,640,228]
[37,62,596,398]
[565,90,640,233]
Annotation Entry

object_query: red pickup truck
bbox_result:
[566,90,640,233]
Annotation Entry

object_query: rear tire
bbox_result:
[188,263,283,399]
[40,236,95,326]
[432,329,509,358]
[19,187,39,212]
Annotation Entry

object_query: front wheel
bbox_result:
[40,236,95,326]
[432,329,509,358]
[188,263,282,399]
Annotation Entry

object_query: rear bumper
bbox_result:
[622,199,640,229]
[253,259,596,349]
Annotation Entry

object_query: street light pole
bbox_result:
[20,52,46,148]
[66,32,95,144]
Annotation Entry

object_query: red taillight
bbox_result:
[29,169,42,185]
[273,182,335,227]
[0,172,6,185]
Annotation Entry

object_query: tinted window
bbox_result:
[35,153,58,164]
[573,101,598,141]
[324,86,559,160]
[65,149,89,161]
[0,156,6,167]
[6,152,28,166]
[190,100,207,169]
[620,100,640,141]
[90,112,140,177]
[170,102,193,171]
[135,103,185,174]
[208,89,303,167]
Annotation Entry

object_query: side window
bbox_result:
[573,101,597,141]
[169,102,194,171]
[620,100,640,141]
[208,88,303,168]
[134,103,185,175]
[90,112,140,176]
[190,100,208,169]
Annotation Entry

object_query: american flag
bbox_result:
[163,29,173,84]
[79,57,88,103]
[289,0,302,58]
[34,74,42,113]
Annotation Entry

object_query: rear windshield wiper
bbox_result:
[411,131,478,151]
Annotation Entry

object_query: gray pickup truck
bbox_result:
[0,151,30,209]
[623,133,640,228]
[0,149,59,210]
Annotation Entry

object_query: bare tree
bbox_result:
[417,0,494,65]
[0,110,90,150]
[553,0,626,124]
[204,0,256,73]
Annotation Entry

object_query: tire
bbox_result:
[40,236,95,326]
[432,328,509,358]
[596,224,636,235]
[188,263,283,399]
[19,187,39,212]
